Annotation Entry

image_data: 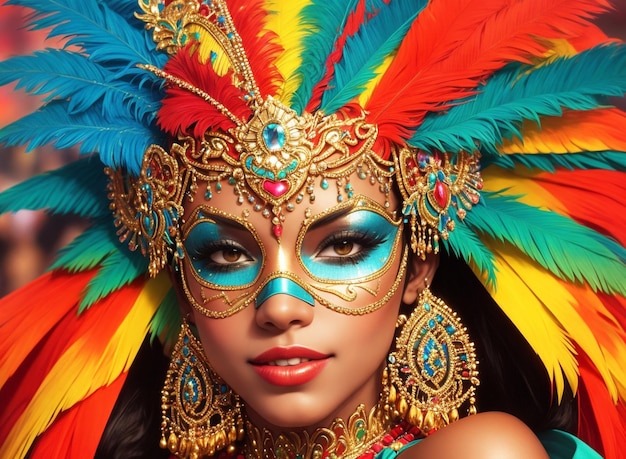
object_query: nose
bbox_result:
[255,276,315,331]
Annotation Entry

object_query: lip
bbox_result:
[250,346,331,386]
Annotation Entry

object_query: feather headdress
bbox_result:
[0,0,625,457]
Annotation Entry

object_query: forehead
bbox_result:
[181,174,399,235]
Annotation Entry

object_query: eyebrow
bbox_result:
[195,209,249,232]
[309,200,361,230]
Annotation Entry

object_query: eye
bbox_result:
[318,239,359,258]
[315,231,384,265]
[211,246,248,264]
[191,240,254,272]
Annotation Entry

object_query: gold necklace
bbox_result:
[243,403,393,459]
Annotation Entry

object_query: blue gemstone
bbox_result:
[262,123,286,151]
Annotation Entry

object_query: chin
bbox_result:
[245,396,338,431]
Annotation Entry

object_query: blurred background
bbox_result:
[0,2,625,296]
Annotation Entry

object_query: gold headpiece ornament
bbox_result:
[107,0,482,277]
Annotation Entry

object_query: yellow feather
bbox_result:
[484,243,578,399]
[263,0,311,103]
[486,243,625,403]
[564,283,626,402]
[187,25,234,76]
[498,113,626,154]
[482,166,567,213]
[0,275,169,459]
[358,54,394,108]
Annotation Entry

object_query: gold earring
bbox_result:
[384,283,479,433]
[160,319,244,458]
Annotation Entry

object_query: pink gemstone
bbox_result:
[434,180,449,208]
[273,224,283,238]
[263,179,289,197]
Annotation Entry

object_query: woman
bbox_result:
[0,0,624,458]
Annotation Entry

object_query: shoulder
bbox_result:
[398,412,549,459]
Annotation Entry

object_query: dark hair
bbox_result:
[95,337,170,459]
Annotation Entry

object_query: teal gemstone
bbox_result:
[262,123,286,151]
[321,178,329,190]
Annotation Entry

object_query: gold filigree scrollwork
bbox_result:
[137,0,261,103]
[245,404,391,459]
[394,147,483,259]
[106,145,188,277]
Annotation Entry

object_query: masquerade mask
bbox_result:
[177,196,407,318]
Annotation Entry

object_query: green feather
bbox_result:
[0,156,109,218]
[50,218,119,273]
[411,44,626,156]
[484,151,626,172]
[290,0,360,114]
[79,248,148,312]
[150,288,181,347]
[441,213,497,286]
[466,193,626,295]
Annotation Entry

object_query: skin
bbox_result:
[173,174,549,457]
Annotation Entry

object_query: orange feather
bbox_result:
[0,276,143,456]
[0,270,95,389]
[230,0,283,96]
[578,352,626,459]
[366,0,611,147]
[535,169,626,246]
[499,109,626,155]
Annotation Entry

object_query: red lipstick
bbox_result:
[250,347,330,386]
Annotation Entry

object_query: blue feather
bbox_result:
[79,247,148,312]
[50,218,118,272]
[466,192,626,295]
[0,156,109,217]
[6,0,166,72]
[290,0,361,114]
[102,0,143,20]
[320,0,426,114]
[410,44,626,156]
[0,49,161,122]
[0,100,162,174]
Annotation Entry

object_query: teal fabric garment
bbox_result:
[374,430,602,459]
[538,430,603,459]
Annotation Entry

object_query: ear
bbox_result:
[401,253,439,305]
[167,265,195,323]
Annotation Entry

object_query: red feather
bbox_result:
[0,273,144,453]
[366,0,612,147]
[229,0,283,96]
[578,351,626,459]
[158,46,253,137]
[306,0,369,113]
[536,169,626,246]
[0,270,95,388]
[27,373,127,459]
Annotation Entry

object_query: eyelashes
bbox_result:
[314,230,388,266]
[189,239,255,273]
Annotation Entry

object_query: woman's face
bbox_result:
[177,176,412,431]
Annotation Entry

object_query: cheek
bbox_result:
[191,311,250,376]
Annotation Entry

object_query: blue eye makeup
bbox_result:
[184,219,262,288]
[300,208,401,281]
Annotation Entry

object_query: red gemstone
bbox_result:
[263,179,289,197]
[433,180,449,208]
[273,224,283,238]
